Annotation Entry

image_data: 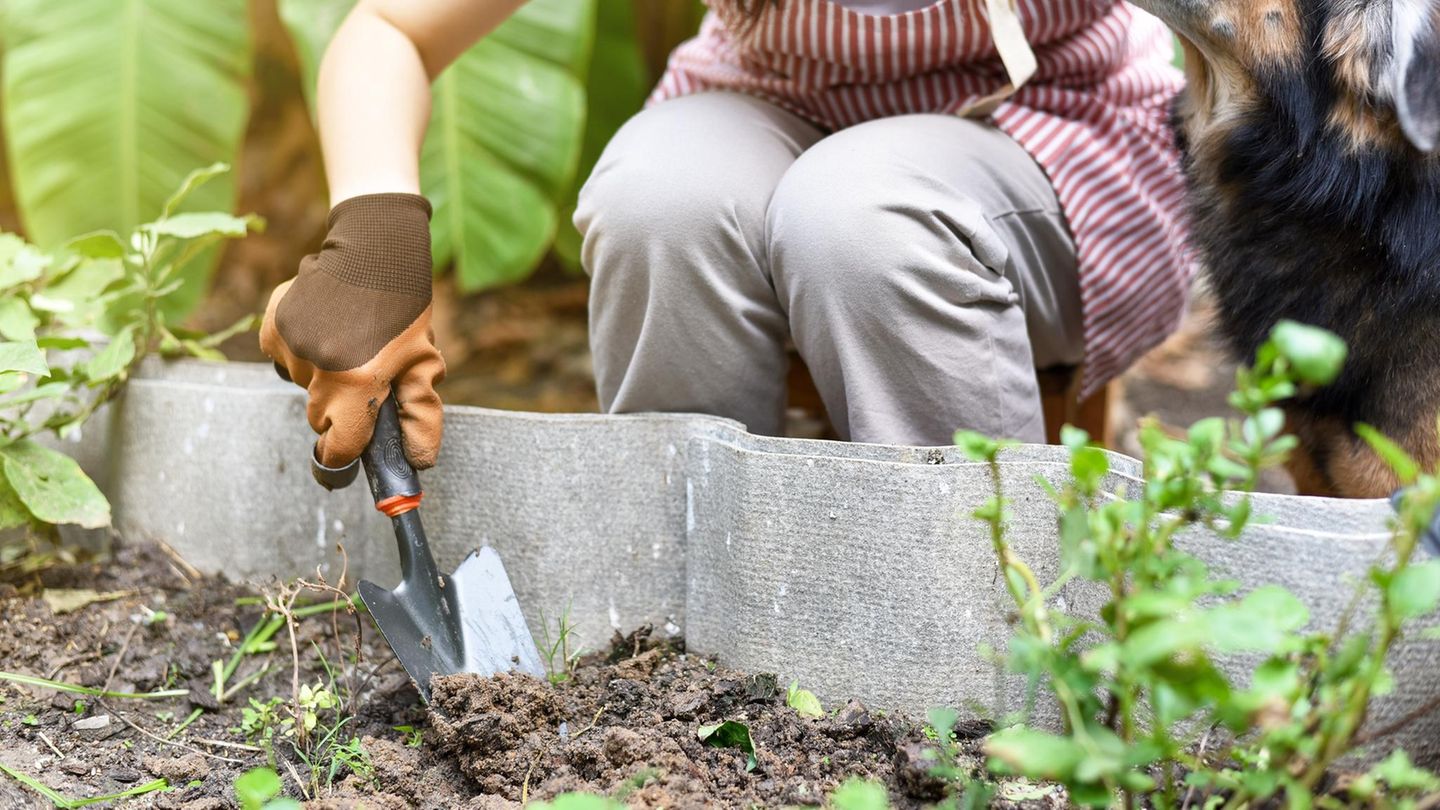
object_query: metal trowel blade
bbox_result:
[359,545,544,702]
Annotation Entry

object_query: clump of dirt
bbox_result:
[410,629,979,808]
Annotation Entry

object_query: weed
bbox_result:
[539,603,585,685]
[921,707,995,808]
[237,696,287,751]
[21,713,37,726]
[958,321,1440,806]
[233,767,300,810]
[392,724,424,747]
[612,766,662,801]
[697,720,758,771]
[785,680,824,718]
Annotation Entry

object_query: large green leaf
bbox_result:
[0,440,110,529]
[279,0,593,291]
[554,0,650,271]
[1,0,252,316]
[0,475,29,532]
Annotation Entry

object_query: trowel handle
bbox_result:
[360,395,424,517]
[308,394,423,516]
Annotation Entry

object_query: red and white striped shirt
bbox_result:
[651,0,1191,396]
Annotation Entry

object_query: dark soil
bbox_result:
[0,540,1065,809]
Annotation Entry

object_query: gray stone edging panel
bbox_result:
[84,359,1434,760]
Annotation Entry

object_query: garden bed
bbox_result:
[0,538,1058,808]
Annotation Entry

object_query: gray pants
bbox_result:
[575,92,1082,446]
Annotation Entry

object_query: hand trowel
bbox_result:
[310,393,545,700]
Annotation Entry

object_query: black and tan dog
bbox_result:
[1127,0,1440,497]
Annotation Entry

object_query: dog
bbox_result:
[1124,0,1440,497]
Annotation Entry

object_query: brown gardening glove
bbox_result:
[260,193,445,470]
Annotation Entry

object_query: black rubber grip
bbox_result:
[311,454,361,491]
[361,394,421,505]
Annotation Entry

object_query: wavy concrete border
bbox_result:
[69,359,1434,761]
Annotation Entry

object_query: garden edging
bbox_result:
[67,358,1436,762]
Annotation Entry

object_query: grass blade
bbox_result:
[0,671,188,700]
[67,779,169,808]
[0,760,168,809]
[0,760,69,806]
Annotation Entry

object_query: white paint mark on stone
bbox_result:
[664,619,681,636]
[196,422,210,440]
[685,479,695,534]
[651,541,661,560]
[181,436,194,456]
[608,599,621,630]
[176,521,185,536]
[773,582,789,616]
[203,398,215,414]
[315,506,327,548]
[332,519,344,533]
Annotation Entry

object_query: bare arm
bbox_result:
[317,0,528,205]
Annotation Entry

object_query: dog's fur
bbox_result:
[1126,0,1440,497]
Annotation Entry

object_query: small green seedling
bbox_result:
[697,721,757,772]
[785,681,824,718]
[233,767,299,810]
[392,724,424,748]
[21,714,37,726]
[829,778,890,810]
[612,767,663,801]
[538,603,584,686]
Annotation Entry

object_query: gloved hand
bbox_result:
[260,193,445,470]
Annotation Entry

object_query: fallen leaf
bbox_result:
[42,588,135,615]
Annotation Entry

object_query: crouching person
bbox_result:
[263,0,1191,464]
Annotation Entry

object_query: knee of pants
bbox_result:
[765,143,1020,321]
[574,95,782,296]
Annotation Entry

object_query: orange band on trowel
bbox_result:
[376,493,423,517]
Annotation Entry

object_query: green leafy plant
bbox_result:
[392,724,424,748]
[957,320,1440,807]
[697,720,758,772]
[1,0,252,317]
[233,767,300,810]
[786,680,824,719]
[0,164,259,536]
[237,695,287,750]
[920,707,995,809]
